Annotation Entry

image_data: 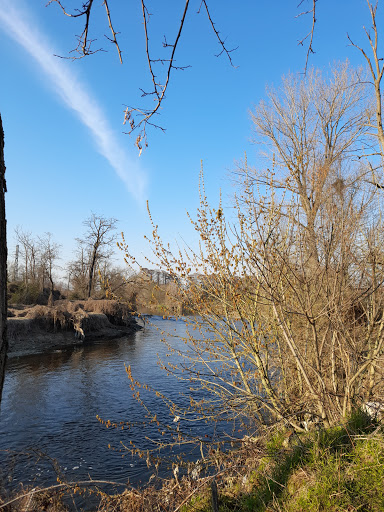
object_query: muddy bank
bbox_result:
[7,299,142,358]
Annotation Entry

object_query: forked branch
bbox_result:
[47,0,122,60]
[296,0,318,73]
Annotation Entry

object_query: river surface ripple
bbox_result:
[0,316,215,494]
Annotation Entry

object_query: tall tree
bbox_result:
[14,227,38,285]
[67,247,89,299]
[249,63,370,267]
[0,114,7,402]
[38,232,61,298]
[79,214,118,298]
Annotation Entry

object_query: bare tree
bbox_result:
[14,227,38,285]
[97,262,132,299]
[38,233,61,299]
[249,63,371,268]
[78,214,118,298]
[46,1,326,151]
[67,247,89,299]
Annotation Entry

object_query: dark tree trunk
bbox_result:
[0,114,8,403]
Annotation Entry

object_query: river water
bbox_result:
[0,316,222,497]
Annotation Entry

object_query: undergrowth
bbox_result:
[1,410,384,511]
[182,410,384,512]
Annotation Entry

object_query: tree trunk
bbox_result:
[87,247,97,298]
[0,113,8,403]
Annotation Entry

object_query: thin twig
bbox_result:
[296,0,317,73]
[199,1,238,66]
[103,0,123,64]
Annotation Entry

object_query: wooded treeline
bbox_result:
[7,214,184,315]
[7,214,125,302]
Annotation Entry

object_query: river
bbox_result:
[0,316,223,498]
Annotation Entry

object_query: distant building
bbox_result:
[141,268,173,285]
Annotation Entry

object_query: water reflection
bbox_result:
[0,317,196,491]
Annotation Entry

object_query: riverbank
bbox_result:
[1,410,383,511]
[7,299,141,358]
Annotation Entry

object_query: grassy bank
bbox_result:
[1,411,384,511]
[180,411,384,512]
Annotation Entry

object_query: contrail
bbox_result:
[0,1,147,201]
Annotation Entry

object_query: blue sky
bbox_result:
[0,0,378,276]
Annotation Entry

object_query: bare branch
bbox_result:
[103,0,123,64]
[296,0,318,74]
[47,0,122,61]
[124,0,191,153]
[48,0,234,152]
[349,0,384,174]
[141,0,160,101]
[48,0,96,57]
[199,1,238,67]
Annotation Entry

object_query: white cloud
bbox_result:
[0,1,147,201]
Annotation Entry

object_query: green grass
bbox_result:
[183,410,384,512]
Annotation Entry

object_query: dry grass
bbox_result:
[0,486,69,512]
[84,299,133,326]
[7,305,74,341]
[0,476,213,512]
[80,312,112,332]
[53,300,85,314]
[25,305,72,329]
[7,300,135,342]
